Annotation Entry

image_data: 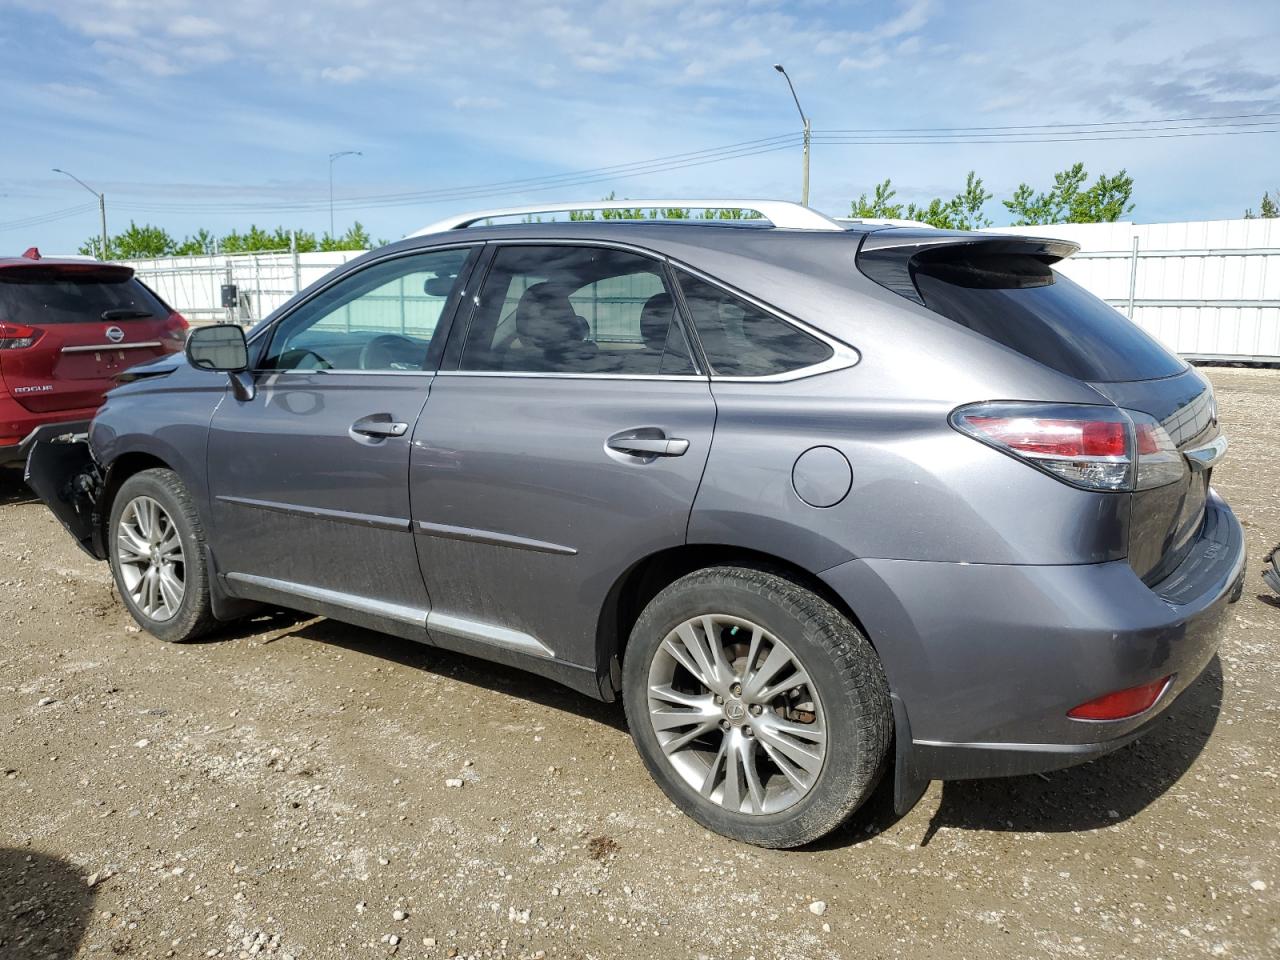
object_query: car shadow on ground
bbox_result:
[0,847,96,958]
[261,615,629,732]
[0,466,38,506]
[814,655,1224,850]
[204,611,1222,846]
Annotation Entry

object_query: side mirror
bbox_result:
[186,324,248,373]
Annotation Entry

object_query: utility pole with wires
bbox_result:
[52,167,108,257]
[328,151,362,239]
[772,64,810,207]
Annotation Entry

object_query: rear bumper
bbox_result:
[0,418,92,465]
[821,490,1244,785]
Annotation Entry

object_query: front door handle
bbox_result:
[351,415,408,439]
[607,431,690,458]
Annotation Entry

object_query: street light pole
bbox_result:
[328,151,362,239]
[52,167,108,258]
[772,64,810,207]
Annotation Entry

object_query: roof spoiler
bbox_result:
[856,228,1080,305]
[0,261,134,281]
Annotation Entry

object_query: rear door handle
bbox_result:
[351,415,409,439]
[606,431,690,458]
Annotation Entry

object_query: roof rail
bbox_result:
[409,200,843,236]
[835,217,935,229]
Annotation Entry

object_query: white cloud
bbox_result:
[167,15,222,39]
[319,64,366,84]
[452,96,504,111]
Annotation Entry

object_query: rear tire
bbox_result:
[108,468,217,643]
[623,566,891,848]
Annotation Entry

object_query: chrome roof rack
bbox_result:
[835,216,935,229]
[410,199,843,237]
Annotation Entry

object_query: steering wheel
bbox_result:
[359,334,422,371]
[277,347,332,371]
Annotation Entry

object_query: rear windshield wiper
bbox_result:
[101,308,155,321]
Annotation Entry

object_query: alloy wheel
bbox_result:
[646,614,826,815]
[116,495,186,622]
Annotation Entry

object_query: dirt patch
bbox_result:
[1,366,1277,959]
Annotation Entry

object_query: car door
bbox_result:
[410,243,716,681]
[206,246,478,636]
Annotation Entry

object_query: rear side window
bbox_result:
[674,270,832,377]
[459,245,697,375]
[911,252,1186,383]
[0,270,166,325]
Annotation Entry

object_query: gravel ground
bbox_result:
[1,366,1277,960]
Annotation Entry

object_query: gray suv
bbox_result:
[28,200,1245,848]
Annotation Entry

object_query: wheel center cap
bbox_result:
[723,698,747,725]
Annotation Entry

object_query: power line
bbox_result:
[813,119,1280,141]
[112,134,805,214]
[812,127,1280,145]
[0,202,98,233]
[820,111,1280,133]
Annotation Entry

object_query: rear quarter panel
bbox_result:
[687,270,1132,569]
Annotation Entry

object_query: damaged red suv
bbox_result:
[0,248,188,466]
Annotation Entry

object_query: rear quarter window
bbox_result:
[675,270,832,377]
[0,270,166,326]
[910,252,1186,383]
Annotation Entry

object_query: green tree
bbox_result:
[218,225,277,253]
[1005,163,1133,224]
[173,228,217,257]
[850,179,904,219]
[79,221,176,259]
[1072,169,1134,222]
[319,221,372,251]
[884,171,993,230]
[1245,190,1279,218]
[948,171,993,230]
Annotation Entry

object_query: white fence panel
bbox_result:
[988,217,1280,362]
[119,250,364,326]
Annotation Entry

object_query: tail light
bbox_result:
[951,402,1186,492]
[164,311,190,343]
[0,321,43,350]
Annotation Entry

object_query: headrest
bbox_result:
[514,282,579,348]
[639,292,675,350]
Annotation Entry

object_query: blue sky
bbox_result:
[1,0,1278,253]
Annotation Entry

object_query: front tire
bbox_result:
[623,566,891,848]
[108,468,217,643]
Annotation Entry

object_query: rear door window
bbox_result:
[458,245,697,375]
[674,270,832,377]
[911,252,1186,383]
[0,270,167,325]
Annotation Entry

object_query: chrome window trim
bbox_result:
[435,370,707,382]
[256,368,436,378]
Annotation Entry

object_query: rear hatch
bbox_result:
[0,262,186,414]
[858,229,1220,584]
